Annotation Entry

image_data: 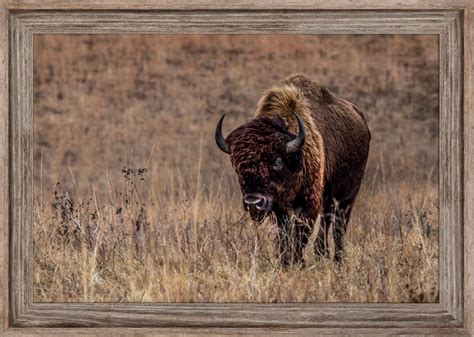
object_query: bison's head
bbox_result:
[215,113,305,222]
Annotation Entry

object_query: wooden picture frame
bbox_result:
[0,1,472,335]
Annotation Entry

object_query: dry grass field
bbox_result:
[33,34,439,302]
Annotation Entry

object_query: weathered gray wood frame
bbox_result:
[0,2,473,336]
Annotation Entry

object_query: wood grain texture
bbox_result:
[464,6,474,337]
[9,12,33,328]
[0,2,8,335]
[438,11,464,324]
[17,303,462,328]
[0,3,472,336]
[14,11,455,34]
[0,327,472,337]
[1,0,472,10]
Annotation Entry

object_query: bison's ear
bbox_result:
[285,150,304,171]
[215,114,231,154]
[286,112,306,153]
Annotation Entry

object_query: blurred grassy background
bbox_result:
[33,35,439,303]
[33,34,438,193]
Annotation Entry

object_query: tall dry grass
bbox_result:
[33,149,438,302]
[33,34,439,302]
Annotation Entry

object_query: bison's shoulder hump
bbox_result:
[256,84,304,117]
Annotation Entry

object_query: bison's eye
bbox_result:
[272,157,283,171]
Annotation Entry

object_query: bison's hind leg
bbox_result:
[315,197,354,264]
[333,198,354,264]
[314,197,338,260]
[315,215,331,259]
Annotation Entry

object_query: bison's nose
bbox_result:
[243,193,268,211]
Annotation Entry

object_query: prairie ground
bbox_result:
[33,34,438,302]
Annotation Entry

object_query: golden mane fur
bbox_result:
[254,83,325,215]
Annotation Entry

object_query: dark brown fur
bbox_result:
[224,74,370,265]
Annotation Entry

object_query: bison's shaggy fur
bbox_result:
[218,74,370,265]
[256,81,326,221]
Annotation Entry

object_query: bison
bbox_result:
[215,74,370,266]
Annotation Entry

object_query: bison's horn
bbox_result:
[215,114,231,154]
[286,112,306,153]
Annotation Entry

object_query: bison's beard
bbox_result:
[249,208,267,223]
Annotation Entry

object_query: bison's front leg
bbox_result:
[276,219,291,267]
[276,213,312,268]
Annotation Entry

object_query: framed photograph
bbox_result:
[1,1,473,335]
